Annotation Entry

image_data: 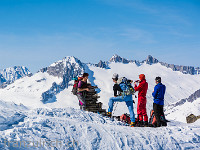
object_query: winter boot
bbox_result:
[107,112,112,117]
[144,121,148,127]
[130,122,136,127]
[137,121,144,127]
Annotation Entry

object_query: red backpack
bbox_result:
[72,77,83,95]
[149,110,168,127]
[120,114,131,124]
[149,110,157,126]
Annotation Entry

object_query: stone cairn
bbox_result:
[81,85,107,116]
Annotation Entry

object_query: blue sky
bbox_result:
[0,0,199,73]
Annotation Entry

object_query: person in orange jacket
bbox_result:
[134,74,148,126]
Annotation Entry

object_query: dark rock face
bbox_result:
[171,89,200,107]
[145,55,159,65]
[0,74,6,86]
[0,66,31,88]
[109,54,198,75]
[41,56,84,102]
[160,62,195,75]
[195,67,200,74]
[95,60,109,69]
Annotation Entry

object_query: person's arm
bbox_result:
[127,80,133,83]
[134,82,144,91]
[78,88,89,92]
[152,86,158,98]
[78,81,89,92]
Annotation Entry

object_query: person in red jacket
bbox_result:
[134,74,148,126]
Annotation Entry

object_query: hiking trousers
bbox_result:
[153,103,164,127]
[77,94,86,109]
[108,95,135,122]
[137,97,148,122]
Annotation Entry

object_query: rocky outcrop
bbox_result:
[95,60,109,69]
[41,56,84,102]
[0,74,6,86]
[160,62,195,75]
[0,66,32,88]
[99,54,199,75]
[1,66,31,82]
[145,55,159,65]
[186,114,200,123]
[170,89,200,107]
[196,67,200,74]
[109,54,129,64]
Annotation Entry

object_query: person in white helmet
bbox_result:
[107,73,136,127]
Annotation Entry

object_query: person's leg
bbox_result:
[77,94,86,110]
[125,101,135,123]
[153,103,161,127]
[108,96,122,112]
[137,97,143,122]
[142,99,148,123]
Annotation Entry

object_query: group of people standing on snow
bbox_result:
[75,72,166,127]
[107,73,166,127]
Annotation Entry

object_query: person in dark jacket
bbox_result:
[134,74,148,126]
[107,73,136,127]
[152,77,166,127]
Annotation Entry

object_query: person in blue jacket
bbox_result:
[107,73,136,127]
[152,77,166,127]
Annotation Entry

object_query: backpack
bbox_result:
[120,113,131,124]
[72,77,83,95]
[149,110,168,127]
[118,77,135,97]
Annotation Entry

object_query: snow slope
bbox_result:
[166,98,200,123]
[86,63,200,118]
[0,106,200,150]
[0,58,200,122]
[0,56,200,149]
[0,72,63,108]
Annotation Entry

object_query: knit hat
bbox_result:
[139,74,145,80]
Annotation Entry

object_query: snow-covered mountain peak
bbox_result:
[42,56,84,78]
[109,54,129,63]
[0,66,31,82]
[50,56,81,68]
[145,55,159,65]
[39,56,85,102]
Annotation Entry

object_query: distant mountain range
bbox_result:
[0,55,200,103]
[0,66,32,88]
[96,54,200,75]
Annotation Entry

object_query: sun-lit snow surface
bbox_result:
[0,60,200,149]
[0,62,200,122]
[86,63,200,122]
[0,72,63,108]
[166,98,200,123]
[0,104,200,150]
